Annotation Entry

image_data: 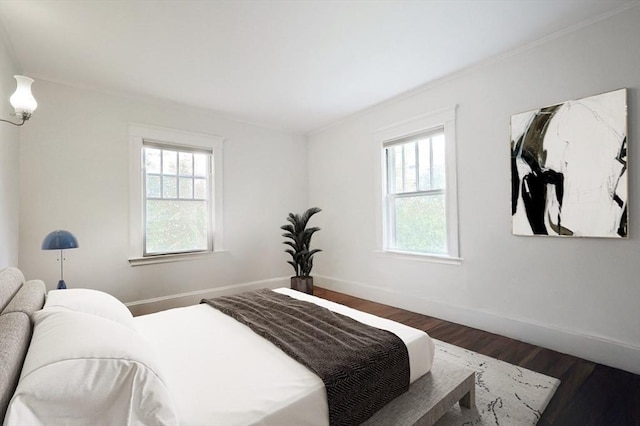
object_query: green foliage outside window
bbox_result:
[393,194,446,254]
[146,200,208,254]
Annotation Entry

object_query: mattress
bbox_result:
[133,288,435,426]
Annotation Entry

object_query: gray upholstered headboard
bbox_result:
[0,267,46,422]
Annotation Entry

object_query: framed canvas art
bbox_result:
[511,89,628,238]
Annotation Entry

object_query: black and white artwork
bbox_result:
[511,89,627,238]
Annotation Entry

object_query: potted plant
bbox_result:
[281,207,322,294]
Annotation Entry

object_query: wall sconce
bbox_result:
[1,75,38,126]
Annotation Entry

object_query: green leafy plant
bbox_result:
[281,207,322,277]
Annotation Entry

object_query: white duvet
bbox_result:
[133,288,435,426]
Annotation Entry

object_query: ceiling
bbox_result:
[0,1,635,134]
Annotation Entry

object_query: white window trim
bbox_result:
[128,124,224,266]
[373,106,461,262]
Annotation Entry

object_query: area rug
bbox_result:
[433,339,560,425]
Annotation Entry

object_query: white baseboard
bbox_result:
[315,274,640,375]
[126,276,290,316]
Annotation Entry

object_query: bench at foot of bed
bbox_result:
[364,358,475,426]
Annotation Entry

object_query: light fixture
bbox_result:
[42,230,79,290]
[1,75,38,126]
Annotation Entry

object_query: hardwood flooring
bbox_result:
[314,287,640,426]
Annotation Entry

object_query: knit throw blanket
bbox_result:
[201,289,410,426]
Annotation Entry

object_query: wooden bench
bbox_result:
[365,358,476,426]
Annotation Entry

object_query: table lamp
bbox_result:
[42,230,79,289]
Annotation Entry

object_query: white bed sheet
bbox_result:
[133,288,435,426]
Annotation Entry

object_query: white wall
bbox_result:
[18,81,308,305]
[308,8,640,373]
[0,30,20,268]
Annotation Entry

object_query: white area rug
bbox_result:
[433,339,560,425]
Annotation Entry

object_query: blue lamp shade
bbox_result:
[42,230,79,250]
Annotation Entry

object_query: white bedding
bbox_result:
[133,288,435,426]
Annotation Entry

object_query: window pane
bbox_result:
[194,154,208,177]
[393,194,447,254]
[418,138,431,190]
[194,178,207,199]
[162,150,177,175]
[402,142,417,192]
[393,145,403,193]
[146,175,161,198]
[146,199,208,254]
[179,177,193,199]
[179,152,193,176]
[162,176,177,198]
[145,148,161,174]
[431,134,446,189]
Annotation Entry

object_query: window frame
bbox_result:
[373,106,461,263]
[128,124,224,266]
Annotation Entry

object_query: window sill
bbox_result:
[374,249,463,265]
[128,250,227,267]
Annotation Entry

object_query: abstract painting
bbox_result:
[511,89,627,238]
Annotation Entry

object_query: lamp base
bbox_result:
[57,280,67,290]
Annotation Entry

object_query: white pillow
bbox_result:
[44,288,135,329]
[5,309,178,426]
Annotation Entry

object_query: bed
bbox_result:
[0,267,475,426]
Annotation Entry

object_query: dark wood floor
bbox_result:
[314,287,640,426]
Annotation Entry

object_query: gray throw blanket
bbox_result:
[201,289,410,426]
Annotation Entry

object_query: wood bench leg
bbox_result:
[459,373,476,409]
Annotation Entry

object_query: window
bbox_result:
[374,106,460,261]
[143,144,211,255]
[129,124,224,265]
[385,129,446,254]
